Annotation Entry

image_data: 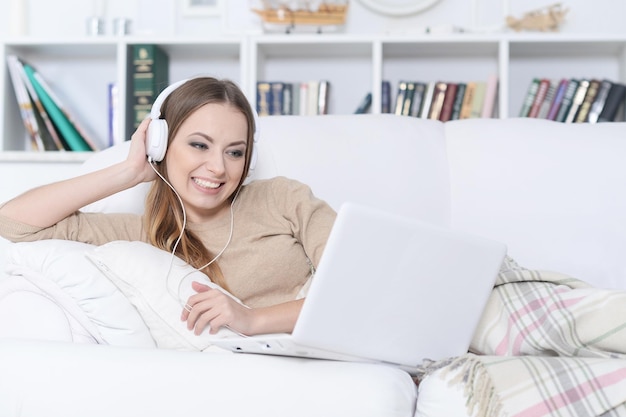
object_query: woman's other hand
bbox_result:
[181,281,254,335]
[181,281,304,336]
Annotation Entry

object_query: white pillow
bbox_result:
[5,240,155,347]
[86,240,244,351]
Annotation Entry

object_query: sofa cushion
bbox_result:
[0,339,417,417]
[445,118,626,289]
[254,114,451,226]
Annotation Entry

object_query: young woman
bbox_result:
[0,77,336,337]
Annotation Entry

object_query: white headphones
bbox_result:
[146,77,259,176]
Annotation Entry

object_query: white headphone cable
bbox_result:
[148,159,239,305]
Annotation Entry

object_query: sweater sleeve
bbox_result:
[0,210,146,245]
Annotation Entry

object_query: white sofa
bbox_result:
[1,115,625,417]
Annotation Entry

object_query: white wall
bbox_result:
[2,0,626,39]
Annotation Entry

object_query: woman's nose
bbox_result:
[204,152,225,175]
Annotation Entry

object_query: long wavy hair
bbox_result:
[143,77,257,290]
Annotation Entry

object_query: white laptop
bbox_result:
[212,202,506,374]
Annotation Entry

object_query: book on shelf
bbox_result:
[598,82,626,122]
[519,78,540,117]
[587,79,613,123]
[28,88,62,151]
[527,78,550,118]
[6,55,46,151]
[108,82,122,147]
[439,82,458,122]
[394,81,408,115]
[271,81,286,116]
[419,81,436,119]
[564,79,590,123]
[428,82,447,120]
[298,82,308,115]
[409,82,427,117]
[402,81,416,116]
[546,78,569,121]
[481,75,499,119]
[126,44,169,140]
[306,80,319,115]
[256,81,272,116]
[381,80,392,114]
[469,81,487,119]
[291,83,301,115]
[536,80,556,120]
[317,80,330,115]
[354,92,372,114]
[575,79,601,123]
[449,82,466,120]
[459,81,476,119]
[555,79,580,122]
[283,83,294,115]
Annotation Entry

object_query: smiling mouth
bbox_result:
[193,177,222,189]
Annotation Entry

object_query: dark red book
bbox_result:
[439,83,458,122]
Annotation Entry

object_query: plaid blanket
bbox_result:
[420,257,626,417]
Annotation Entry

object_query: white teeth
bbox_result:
[193,178,220,189]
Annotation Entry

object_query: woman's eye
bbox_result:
[228,149,245,158]
[190,142,208,150]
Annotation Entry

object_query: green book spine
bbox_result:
[22,64,91,151]
[519,78,540,117]
[125,44,170,140]
[450,83,466,120]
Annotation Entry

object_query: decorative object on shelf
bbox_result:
[112,17,132,36]
[86,17,105,36]
[356,0,441,16]
[86,0,106,36]
[251,1,348,34]
[181,0,223,17]
[9,0,28,36]
[506,3,568,32]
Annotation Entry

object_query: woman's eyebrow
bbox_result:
[189,133,246,147]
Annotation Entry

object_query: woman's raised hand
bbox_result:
[126,118,158,185]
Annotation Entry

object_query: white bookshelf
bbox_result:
[2,32,626,161]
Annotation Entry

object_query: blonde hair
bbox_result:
[143,77,256,290]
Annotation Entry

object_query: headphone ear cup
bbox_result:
[249,143,258,172]
[146,119,168,162]
[247,107,260,174]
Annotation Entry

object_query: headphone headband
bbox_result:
[146,77,259,175]
[150,78,190,120]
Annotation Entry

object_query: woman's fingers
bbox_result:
[182,284,239,334]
